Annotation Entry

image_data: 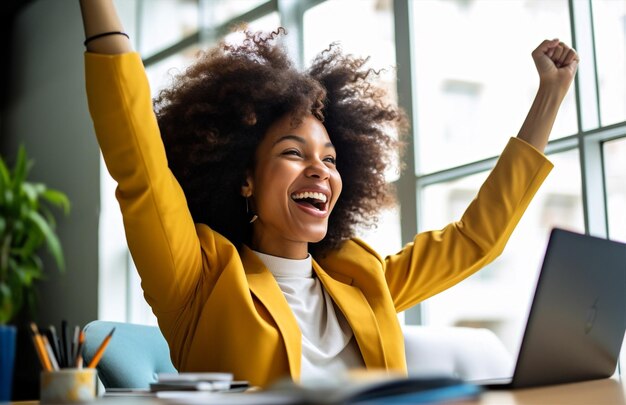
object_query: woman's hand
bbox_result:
[532,39,579,95]
[516,39,580,152]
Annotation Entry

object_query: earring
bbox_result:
[246,197,258,224]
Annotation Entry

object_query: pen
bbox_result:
[47,327,62,367]
[61,320,69,368]
[71,325,80,366]
[74,330,86,368]
[87,327,115,369]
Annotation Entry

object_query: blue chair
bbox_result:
[82,321,177,388]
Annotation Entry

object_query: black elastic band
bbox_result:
[84,31,129,47]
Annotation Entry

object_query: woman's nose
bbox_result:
[305,159,330,179]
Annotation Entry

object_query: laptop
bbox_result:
[478,227,626,389]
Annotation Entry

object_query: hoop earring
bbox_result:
[246,198,258,224]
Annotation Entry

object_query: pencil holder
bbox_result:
[40,368,97,403]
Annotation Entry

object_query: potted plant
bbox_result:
[0,145,69,401]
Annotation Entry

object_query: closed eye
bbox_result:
[282,149,302,157]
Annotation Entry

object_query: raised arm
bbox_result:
[79,0,132,54]
[384,40,578,311]
[517,39,579,152]
[79,0,218,327]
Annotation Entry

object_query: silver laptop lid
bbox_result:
[511,228,626,388]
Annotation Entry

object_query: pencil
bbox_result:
[29,324,47,370]
[42,335,60,371]
[29,323,52,372]
[87,327,115,369]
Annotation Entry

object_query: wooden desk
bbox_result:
[469,378,626,405]
[10,378,626,404]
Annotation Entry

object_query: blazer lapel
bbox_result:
[312,260,387,370]
[240,246,302,380]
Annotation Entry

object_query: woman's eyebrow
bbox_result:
[273,134,305,146]
[273,134,335,149]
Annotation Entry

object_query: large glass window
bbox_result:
[420,150,584,353]
[593,0,626,126]
[146,12,280,96]
[138,0,199,57]
[605,137,626,243]
[303,0,396,105]
[411,0,576,174]
[604,136,626,372]
[202,0,268,28]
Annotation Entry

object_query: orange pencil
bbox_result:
[29,323,52,371]
[28,324,47,370]
[87,327,115,368]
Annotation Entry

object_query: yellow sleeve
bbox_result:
[385,137,553,312]
[84,52,208,313]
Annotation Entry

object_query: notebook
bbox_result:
[478,228,626,389]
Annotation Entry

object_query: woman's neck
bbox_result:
[250,233,309,260]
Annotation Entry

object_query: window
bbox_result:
[420,151,584,353]
[605,138,626,243]
[604,136,626,372]
[405,0,625,353]
[137,0,199,57]
[411,0,576,173]
[593,0,626,126]
[303,0,396,99]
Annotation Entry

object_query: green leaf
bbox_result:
[26,211,65,272]
[4,189,14,208]
[0,157,10,202]
[42,188,70,215]
[12,262,42,287]
[21,182,40,208]
[11,145,33,190]
[12,230,44,258]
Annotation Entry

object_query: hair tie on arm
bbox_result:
[83,31,130,47]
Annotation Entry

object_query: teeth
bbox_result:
[291,192,328,203]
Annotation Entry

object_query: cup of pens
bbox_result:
[40,369,96,403]
[30,322,114,403]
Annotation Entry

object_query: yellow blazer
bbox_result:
[85,52,553,387]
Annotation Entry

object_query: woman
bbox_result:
[79,0,578,387]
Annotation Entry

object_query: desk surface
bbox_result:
[471,378,626,405]
[10,378,626,405]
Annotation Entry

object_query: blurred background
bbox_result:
[1,0,624,378]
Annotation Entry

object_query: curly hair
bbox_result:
[154,28,407,257]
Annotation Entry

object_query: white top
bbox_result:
[253,251,365,381]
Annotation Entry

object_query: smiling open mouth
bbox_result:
[291,191,328,211]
